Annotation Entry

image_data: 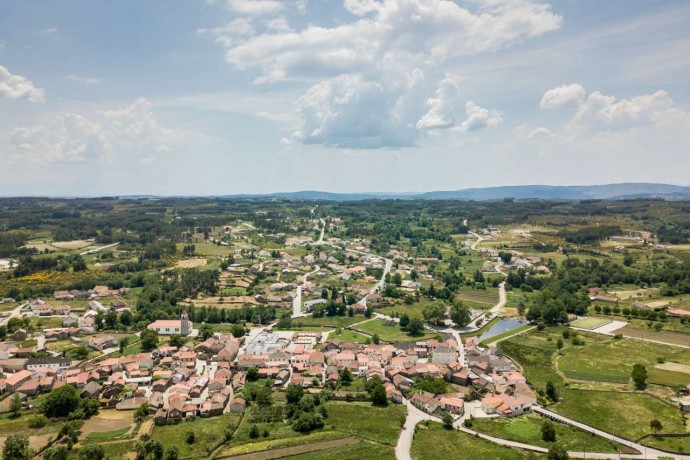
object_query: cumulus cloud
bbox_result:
[69,75,100,85]
[10,98,176,164]
[540,83,585,109]
[522,87,690,160]
[225,0,283,15]
[207,0,561,148]
[0,65,45,102]
[459,102,503,132]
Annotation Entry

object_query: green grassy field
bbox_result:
[150,413,242,459]
[85,426,131,440]
[176,242,232,256]
[292,315,364,328]
[472,413,619,453]
[553,389,686,440]
[411,423,530,460]
[282,440,396,460]
[219,430,346,457]
[642,434,690,453]
[498,327,564,391]
[328,328,370,343]
[69,440,136,459]
[355,318,435,342]
[558,336,690,386]
[326,402,406,446]
[570,317,611,330]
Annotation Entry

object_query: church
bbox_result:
[147,310,192,337]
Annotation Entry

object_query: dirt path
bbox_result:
[216,437,359,460]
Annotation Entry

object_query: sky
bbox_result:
[1,0,689,196]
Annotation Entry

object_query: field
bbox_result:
[177,258,208,269]
[411,423,530,460]
[150,413,242,459]
[355,318,435,342]
[176,242,232,256]
[472,413,619,453]
[498,327,564,391]
[618,326,690,347]
[291,315,365,329]
[327,328,370,343]
[552,389,686,440]
[558,335,690,386]
[570,317,611,330]
[642,434,690,453]
[326,402,406,445]
[282,440,395,460]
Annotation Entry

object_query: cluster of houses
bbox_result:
[54,285,128,301]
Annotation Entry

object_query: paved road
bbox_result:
[80,242,120,255]
[533,406,687,459]
[292,265,321,318]
[396,400,433,460]
[468,231,484,250]
[0,302,26,326]
[357,255,393,309]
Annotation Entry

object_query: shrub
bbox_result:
[27,415,48,428]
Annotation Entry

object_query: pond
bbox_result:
[478,318,527,342]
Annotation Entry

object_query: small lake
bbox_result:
[478,318,527,342]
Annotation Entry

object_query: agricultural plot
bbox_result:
[176,258,208,269]
[471,413,619,453]
[553,389,685,440]
[355,318,435,342]
[151,413,241,459]
[570,317,611,330]
[411,423,530,460]
[558,336,690,386]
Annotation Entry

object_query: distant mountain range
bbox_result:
[220,183,690,201]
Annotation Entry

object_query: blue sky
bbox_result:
[1,0,689,195]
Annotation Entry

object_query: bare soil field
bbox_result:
[608,288,660,300]
[656,362,690,374]
[176,258,208,269]
[52,240,95,250]
[80,412,134,436]
[218,437,359,460]
[619,326,690,347]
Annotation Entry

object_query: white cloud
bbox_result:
[69,75,100,85]
[226,0,283,15]
[207,0,561,148]
[459,101,503,132]
[42,27,59,35]
[0,65,45,102]
[540,83,585,109]
[416,78,460,130]
[521,87,690,161]
[10,98,176,164]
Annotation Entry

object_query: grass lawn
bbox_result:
[176,242,231,256]
[411,423,530,460]
[497,327,564,391]
[570,317,611,330]
[553,389,686,440]
[480,324,534,346]
[69,440,136,459]
[0,413,63,437]
[292,315,364,328]
[472,413,619,453]
[326,402,406,446]
[86,426,130,440]
[283,440,396,460]
[643,434,690,453]
[222,286,247,296]
[219,430,346,457]
[558,336,690,386]
[150,413,241,459]
[355,319,435,343]
[328,328,370,343]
